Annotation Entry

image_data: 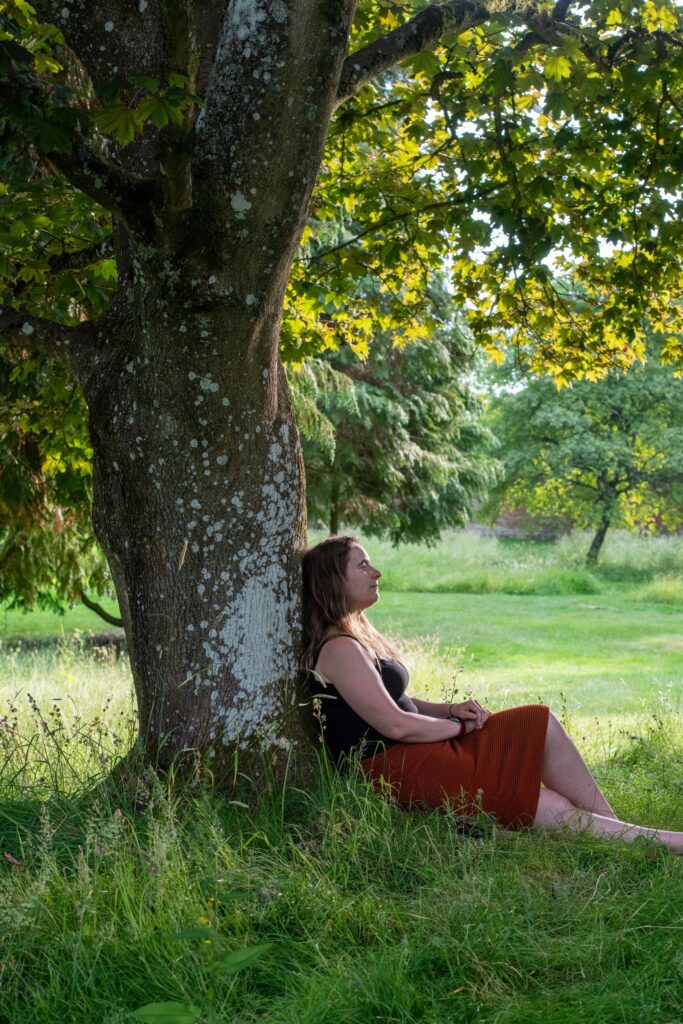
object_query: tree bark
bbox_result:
[60,1,357,773]
[80,590,124,629]
[586,507,612,566]
[81,240,308,772]
[329,476,341,536]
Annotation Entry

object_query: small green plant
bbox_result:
[132,940,273,1023]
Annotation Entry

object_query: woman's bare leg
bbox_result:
[542,712,617,817]
[533,788,683,854]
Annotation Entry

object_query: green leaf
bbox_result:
[131,74,160,93]
[136,94,184,129]
[93,105,142,145]
[0,253,15,278]
[32,121,72,154]
[131,1003,202,1024]
[216,942,273,976]
[0,39,33,74]
[544,54,572,82]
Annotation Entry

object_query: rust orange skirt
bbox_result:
[361,704,550,829]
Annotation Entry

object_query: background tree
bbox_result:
[1,1,683,771]
[295,310,497,543]
[483,342,683,564]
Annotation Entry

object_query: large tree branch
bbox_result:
[515,0,575,53]
[0,306,96,365]
[46,144,161,235]
[336,0,569,107]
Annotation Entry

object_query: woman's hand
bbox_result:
[450,699,490,730]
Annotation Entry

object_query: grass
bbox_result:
[1,530,683,1023]
[0,720,681,1024]
[0,597,122,640]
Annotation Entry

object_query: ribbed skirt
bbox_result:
[361,704,550,829]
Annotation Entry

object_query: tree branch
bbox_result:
[0,306,96,364]
[42,236,115,275]
[45,145,161,235]
[337,0,486,107]
[336,0,569,107]
[80,589,124,629]
[552,0,573,18]
[298,184,500,265]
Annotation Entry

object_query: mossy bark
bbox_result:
[56,2,357,772]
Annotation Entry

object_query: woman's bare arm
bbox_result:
[315,637,471,743]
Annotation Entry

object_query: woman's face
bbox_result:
[344,543,382,613]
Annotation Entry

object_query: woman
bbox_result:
[302,535,683,853]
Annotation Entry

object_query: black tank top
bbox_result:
[306,634,418,766]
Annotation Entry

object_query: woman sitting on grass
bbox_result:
[302,535,683,854]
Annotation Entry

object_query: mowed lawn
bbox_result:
[371,590,683,716]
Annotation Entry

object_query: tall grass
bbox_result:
[0,695,681,1024]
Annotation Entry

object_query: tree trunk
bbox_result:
[586,508,612,566]
[62,1,357,773]
[83,248,307,771]
[329,476,341,535]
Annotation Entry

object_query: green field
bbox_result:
[1,531,682,1023]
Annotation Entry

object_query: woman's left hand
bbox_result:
[450,699,490,729]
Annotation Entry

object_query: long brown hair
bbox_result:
[301,535,400,669]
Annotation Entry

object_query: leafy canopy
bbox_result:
[2,0,683,371]
[293,297,498,544]
[1,0,683,601]
[286,0,683,378]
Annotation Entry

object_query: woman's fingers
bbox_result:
[464,700,490,728]
[452,699,491,728]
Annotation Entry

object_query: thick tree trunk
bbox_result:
[82,257,307,768]
[58,2,358,774]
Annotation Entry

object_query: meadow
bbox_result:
[0,531,682,1023]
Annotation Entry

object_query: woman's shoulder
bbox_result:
[314,633,376,668]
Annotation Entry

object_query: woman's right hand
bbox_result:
[450,699,490,730]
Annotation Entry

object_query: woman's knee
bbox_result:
[543,711,565,752]
[533,786,576,829]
